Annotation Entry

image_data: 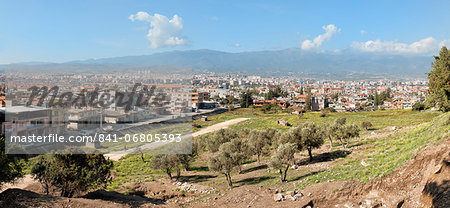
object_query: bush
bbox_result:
[412,102,426,111]
[361,121,373,130]
[0,137,27,188]
[31,153,113,197]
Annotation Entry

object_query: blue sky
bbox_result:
[1,0,449,64]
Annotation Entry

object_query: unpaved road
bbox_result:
[192,118,250,137]
[105,118,250,161]
[0,175,34,193]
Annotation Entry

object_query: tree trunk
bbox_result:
[176,168,181,180]
[329,136,333,150]
[183,162,190,171]
[279,169,284,182]
[257,153,261,164]
[338,139,345,148]
[44,183,49,195]
[225,173,233,188]
[166,169,172,180]
[308,147,313,162]
[283,165,289,182]
[140,153,145,162]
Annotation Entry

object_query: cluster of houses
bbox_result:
[193,73,428,112]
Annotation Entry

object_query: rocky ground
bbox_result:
[1,119,449,208]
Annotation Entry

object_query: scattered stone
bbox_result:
[288,195,296,201]
[361,160,370,167]
[286,191,295,197]
[273,193,284,202]
[277,119,291,126]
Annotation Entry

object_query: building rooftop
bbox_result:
[0,105,49,113]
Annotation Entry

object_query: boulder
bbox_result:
[273,193,284,202]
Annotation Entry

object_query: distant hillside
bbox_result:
[2,48,433,78]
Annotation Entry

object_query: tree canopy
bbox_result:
[0,137,27,188]
[427,46,450,111]
[31,153,113,197]
[269,142,297,182]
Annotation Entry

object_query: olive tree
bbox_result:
[150,154,181,180]
[31,153,113,197]
[207,128,239,152]
[335,124,360,148]
[223,138,251,173]
[208,142,236,188]
[274,126,302,150]
[300,122,325,162]
[325,118,347,149]
[176,137,201,171]
[269,143,297,182]
[247,129,276,163]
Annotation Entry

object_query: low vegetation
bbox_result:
[2,108,446,204]
[31,152,113,197]
[0,137,27,188]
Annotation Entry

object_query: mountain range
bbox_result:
[2,48,434,78]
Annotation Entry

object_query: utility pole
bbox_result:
[99,107,103,131]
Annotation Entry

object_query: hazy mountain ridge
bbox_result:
[2,48,433,78]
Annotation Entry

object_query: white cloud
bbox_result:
[129,12,186,48]
[360,30,368,35]
[301,24,341,50]
[440,39,450,48]
[231,43,241,47]
[350,37,443,54]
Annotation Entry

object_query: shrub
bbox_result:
[361,121,373,130]
[0,137,27,188]
[31,153,113,197]
[412,102,426,111]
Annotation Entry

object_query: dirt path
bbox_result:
[0,175,35,193]
[105,118,250,161]
[192,118,250,137]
